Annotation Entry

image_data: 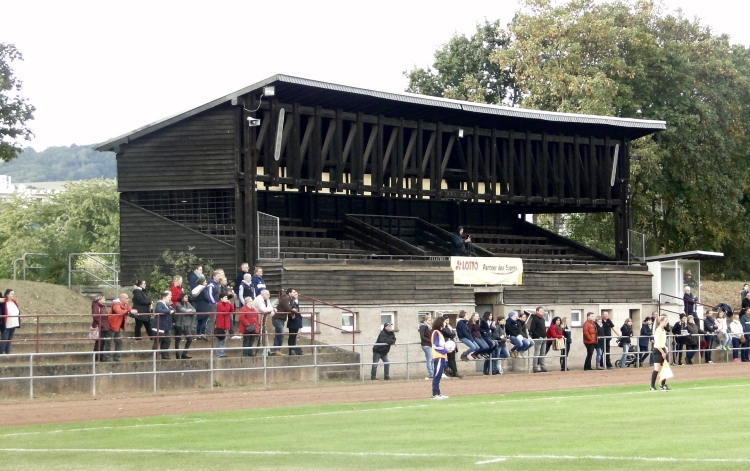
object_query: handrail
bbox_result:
[68,252,119,290]
[658,292,718,315]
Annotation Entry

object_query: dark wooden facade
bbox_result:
[97,75,664,285]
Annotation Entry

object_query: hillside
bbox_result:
[0,145,115,183]
[0,279,93,315]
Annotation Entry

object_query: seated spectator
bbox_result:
[729,315,744,363]
[239,297,260,357]
[684,315,704,365]
[215,293,234,358]
[506,311,532,358]
[469,312,490,360]
[716,311,732,350]
[441,319,462,378]
[619,318,633,368]
[174,292,196,359]
[595,315,605,370]
[492,315,510,374]
[518,312,534,359]
[456,311,479,361]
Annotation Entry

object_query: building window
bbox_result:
[418,311,434,324]
[570,309,582,327]
[300,313,312,334]
[342,312,358,332]
[381,312,396,330]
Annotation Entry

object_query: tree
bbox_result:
[0,43,35,162]
[409,0,750,276]
[405,20,519,105]
[0,179,119,284]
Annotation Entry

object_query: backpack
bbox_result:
[717,303,733,318]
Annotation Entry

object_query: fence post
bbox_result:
[313,343,318,384]
[36,315,39,355]
[92,353,96,397]
[360,343,364,382]
[406,345,410,381]
[210,348,214,390]
[263,346,268,389]
[153,350,157,393]
[29,355,33,400]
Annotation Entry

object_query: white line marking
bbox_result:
[476,454,750,464]
[475,457,507,464]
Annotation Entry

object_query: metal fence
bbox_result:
[67,252,120,290]
[627,229,647,264]
[257,211,280,260]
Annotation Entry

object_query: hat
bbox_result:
[508,311,518,318]
[384,322,393,328]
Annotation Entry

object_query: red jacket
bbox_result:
[546,324,563,339]
[169,283,183,306]
[239,305,260,334]
[215,300,234,330]
[91,300,110,331]
[583,320,597,345]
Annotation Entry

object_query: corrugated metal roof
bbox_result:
[95,74,666,151]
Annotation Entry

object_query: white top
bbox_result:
[251,295,274,314]
[729,320,743,338]
[5,301,20,329]
[716,318,727,333]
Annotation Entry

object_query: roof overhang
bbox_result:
[645,251,724,262]
[95,74,667,152]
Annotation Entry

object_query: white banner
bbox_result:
[451,257,523,285]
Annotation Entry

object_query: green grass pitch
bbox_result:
[2,377,749,470]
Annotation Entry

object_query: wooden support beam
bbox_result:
[401,129,417,173]
[299,116,314,169]
[254,112,270,151]
[320,120,336,164]
[342,124,357,164]
[382,127,398,174]
[363,126,377,168]
[290,103,301,183]
[439,134,456,182]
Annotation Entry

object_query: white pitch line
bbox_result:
[476,454,750,464]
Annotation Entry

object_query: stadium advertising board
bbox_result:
[451,257,523,285]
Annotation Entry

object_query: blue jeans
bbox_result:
[620,344,630,366]
[432,358,445,396]
[422,346,434,378]
[474,337,490,354]
[0,327,16,354]
[596,347,603,366]
[460,338,480,357]
[196,315,209,336]
[371,352,390,379]
[510,336,533,352]
[733,338,741,359]
[272,319,285,350]
[216,338,226,357]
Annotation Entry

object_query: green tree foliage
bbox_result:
[405,20,520,105]
[135,250,214,298]
[0,43,35,162]
[409,0,750,277]
[0,179,119,284]
[0,144,116,182]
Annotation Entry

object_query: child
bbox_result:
[215,294,234,358]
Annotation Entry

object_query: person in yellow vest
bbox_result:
[431,316,450,400]
[650,315,671,391]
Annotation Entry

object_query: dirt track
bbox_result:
[0,363,744,427]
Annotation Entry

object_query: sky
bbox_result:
[3,0,750,151]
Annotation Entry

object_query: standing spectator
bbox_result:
[519,313,534,358]
[560,317,572,371]
[451,226,469,256]
[480,312,499,375]
[595,315,606,370]
[740,308,750,362]
[153,291,175,359]
[214,293,233,358]
[703,310,717,364]
[441,319,462,378]
[650,315,671,391]
[279,289,302,355]
[371,322,396,381]
[237,274,254,307]
[251,267,267,300]
[269,290,291,356]
[741,284,750,305]
[618,318,633,368]
[583,312,597,370]
[683,270,699,291]
[132,280,154,341]
[743,293,750,310]
[716,311,732,351]
[684,315,704,365]
[192,277,209,341]
[492,315,511,374]
[234,262,250,301]
[683,286,699,321]
[418,314,434,379]
[469,312,490,359]
[91,295,109,361]
[506,311,531,358]
[529,307,548,373]
[729,315,744,363]
[0,289,20,354]
[239,298,260,357]
[106,294,134,362]
[252,290,276,354]
[200,271,221,339]
[188,265,204,290]
[546,316,563,371]
[169,275,183,307]
[672,314,689,365]
[456,311,479,361]
[430,316,449,400]
[174,292,195,359]
[601,312,620,369]
[639,317,653,366]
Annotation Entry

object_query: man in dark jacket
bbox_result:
[703,310,717,363]
[418,314,434,379]
[683,286,699,320]
[279,288,302,355]
[529,307,548,373]
[672,314,688,365]
[371,323,396,380]
[601,312,620,369]
[638,316,653,366]
[740,308,750,362]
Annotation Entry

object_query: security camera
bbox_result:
[247,117,261,127]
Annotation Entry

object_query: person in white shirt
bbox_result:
[1,289,20,354]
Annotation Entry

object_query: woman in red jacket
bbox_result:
[215,293,234,358]
[239,297,261,357]
[170,275,183,307]
[546,316,564,371]
[91,295,109,361]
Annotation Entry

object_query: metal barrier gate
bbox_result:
[257,212,280,260]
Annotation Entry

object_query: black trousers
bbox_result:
[584,344,595,370]
[445,351,459,377]
[604,338,613,367]
[672,339,685,364]
[134,318,154,339]
[101,330,122,361]
[173,326,193,354]
[156,329,172,359]
[288,327,301,354]
[242,334,260,356]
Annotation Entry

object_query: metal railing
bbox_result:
[67,252,119,290]
[12,252,47,280]
[257,211,280,260]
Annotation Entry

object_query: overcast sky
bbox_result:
[4,0,749,151]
